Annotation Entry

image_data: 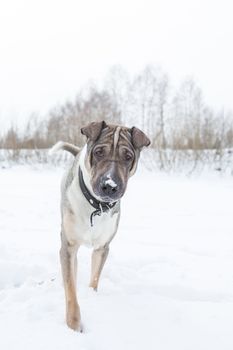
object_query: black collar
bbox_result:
[78,167,117,226]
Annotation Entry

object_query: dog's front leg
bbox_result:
[89,245,109,291]
[60,235,81,331]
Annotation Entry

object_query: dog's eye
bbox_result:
[123,151,133,161]
[94,148,105,158]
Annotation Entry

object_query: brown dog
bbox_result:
[51,121,150,331]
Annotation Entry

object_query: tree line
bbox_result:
[1,65,233,155]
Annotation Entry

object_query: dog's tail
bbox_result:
[49,141,81,157]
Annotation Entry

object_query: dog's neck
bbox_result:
[78,145,97,199]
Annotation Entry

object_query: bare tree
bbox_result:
[1,64,233,172]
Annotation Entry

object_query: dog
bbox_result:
[51,121,150,331]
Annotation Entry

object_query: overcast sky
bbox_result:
[0,0,233,129]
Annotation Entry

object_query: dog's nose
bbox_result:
[101,182,118,195]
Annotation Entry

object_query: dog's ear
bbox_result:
[131,127,150,149]
[81,121,107,142]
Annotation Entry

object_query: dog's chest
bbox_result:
[80,212,119,249]
[66,172,120,249]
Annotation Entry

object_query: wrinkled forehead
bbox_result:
[96,125,133,150]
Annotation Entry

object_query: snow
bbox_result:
[0,166,233,349]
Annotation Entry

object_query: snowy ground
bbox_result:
[0,165,233,350]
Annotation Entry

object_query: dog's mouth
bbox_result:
[95,191,123,203]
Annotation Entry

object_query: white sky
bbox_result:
[0,0,233,128]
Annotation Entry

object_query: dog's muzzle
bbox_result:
[98,176,122,201]
[78,167,117,226]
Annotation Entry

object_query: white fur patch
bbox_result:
[84,211,119,249]
[105,174,117,188]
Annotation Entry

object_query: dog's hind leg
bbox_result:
[60,234,81,331]
[89,245,109,291]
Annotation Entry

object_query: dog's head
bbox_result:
[81,121,150,202]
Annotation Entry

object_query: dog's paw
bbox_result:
[66,308,82,332]
[89,284,98,292]
[89,278,99,291]
[67,316,83,332]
